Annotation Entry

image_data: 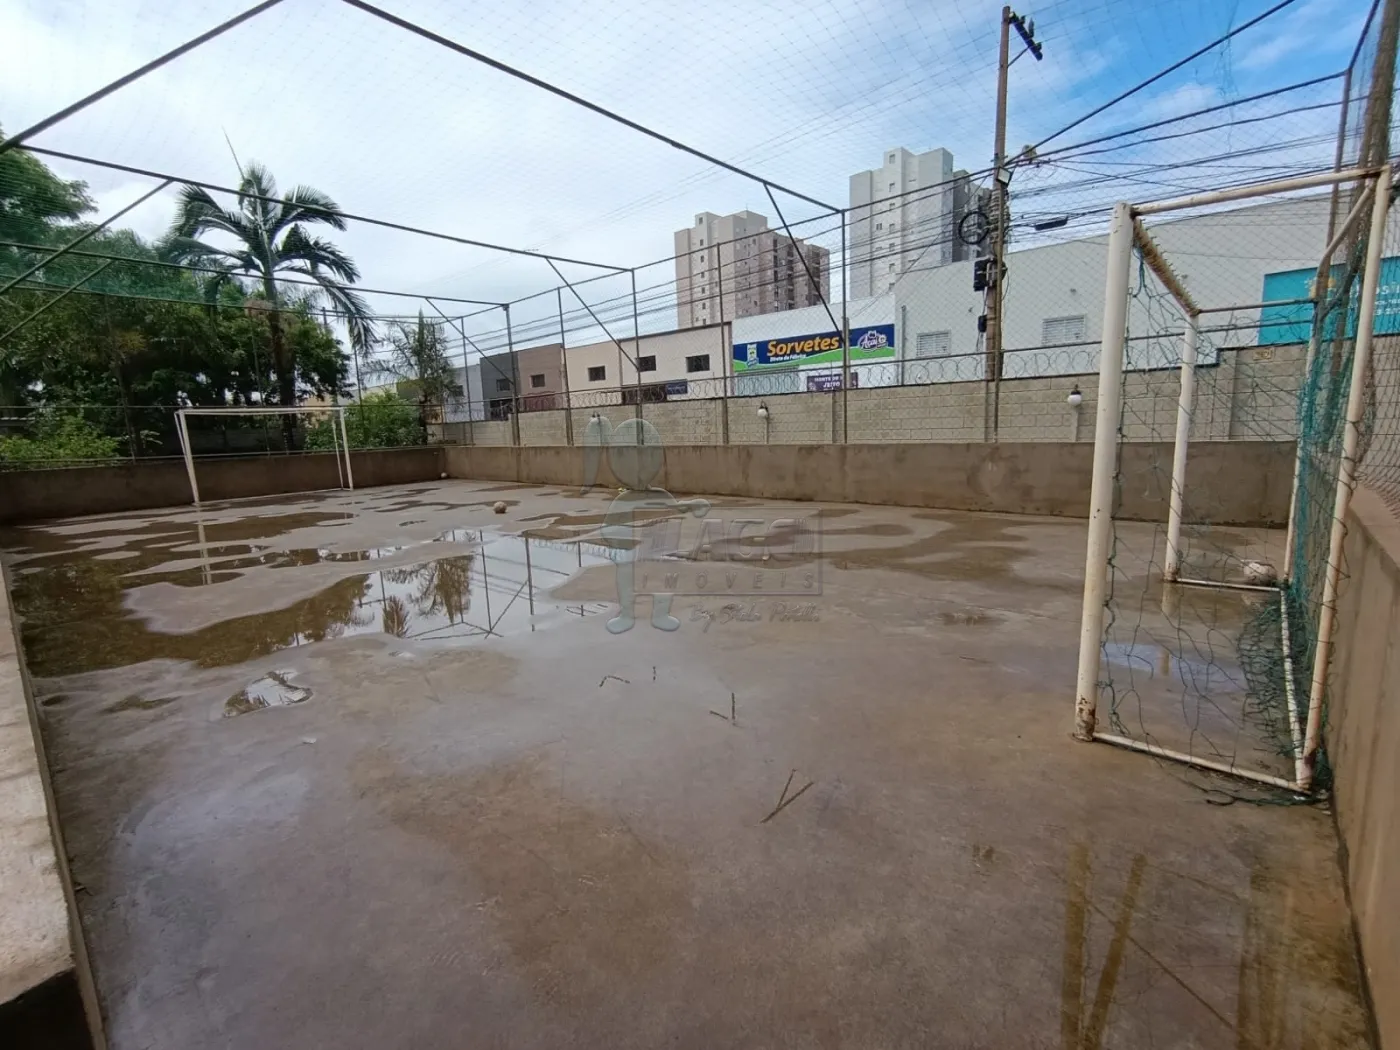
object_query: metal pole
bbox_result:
[840,211,850,444]
[504,304,521,447]
[631,269,643,423]
[1163,315,1199,582]
[1325,66,1355,242]
[0,260,113,342]
[176,409,201,506]
[717,247,730,445]
[557,288,574,446]
[1300,161,1391,790]
[338,407,355,490]
[0,2,285,157]
[987,6,1012,442]
[1074,201,1134,742]
[0,180,172,299]
[1134,167,1377,216]
[524,533,535,615]
[1282,179,1377,575]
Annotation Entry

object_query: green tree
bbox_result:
[369,311,457,441]
[164,161,374,444]
[305,390,420,451]
[0,122,93,248]
[0,410,122,466]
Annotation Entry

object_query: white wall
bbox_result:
[896,195,1332,383]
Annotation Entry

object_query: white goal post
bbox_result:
[175,405,354,506]
[1073,163,1391,794]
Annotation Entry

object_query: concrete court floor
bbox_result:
[0,480,1373,1049]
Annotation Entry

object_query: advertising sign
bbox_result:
[806,372,859,392]
[1259,257,1400,345]
[732,322,896,371]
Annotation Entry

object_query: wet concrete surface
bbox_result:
[0,481,1373,1048]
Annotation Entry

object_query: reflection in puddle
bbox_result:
[1101,639,1241,690]
[225,671,311,717]
[7,534,613,676]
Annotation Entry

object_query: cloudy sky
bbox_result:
[0,0,1370,350]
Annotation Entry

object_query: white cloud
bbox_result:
[0,0,1364,344]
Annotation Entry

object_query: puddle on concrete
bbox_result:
[10,535,613,676]
[224,671,311,717]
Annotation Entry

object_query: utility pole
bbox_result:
[986,5,1042,441]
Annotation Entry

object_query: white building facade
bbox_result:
[849,147,988,300]
[894,195,1332,384]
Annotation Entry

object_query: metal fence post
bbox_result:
[504,303,521,447]
[717,252,731,445]
[630,268,643,426]
[558,288,574,446]
[840,209,849,444]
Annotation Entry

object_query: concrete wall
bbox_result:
[0,447,445,525]
[1328,486,1400,1050]
[444,440,1295,525]
[0,559,99,1047]
[445,343,1307,449]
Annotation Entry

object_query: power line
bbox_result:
[0,0,286,158]
[19,146,626,273]
[1030,0,1309,151]
[336,0,841,215]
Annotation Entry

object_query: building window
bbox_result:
[686,354,711,373]
[530,373,545,388]
[888,263,896,272]
[638,355,657,372]
[889,152,897,162]
[588,365,606,382]
[876,222,883,231]
[1042,315,1087,345]
[915,331,952,358]
[495,377,512,392]
[889,181,896,191]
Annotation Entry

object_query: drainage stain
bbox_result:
[104,694,179,714]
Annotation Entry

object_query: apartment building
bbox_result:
[849,147,989,299]
[674,211,830,329]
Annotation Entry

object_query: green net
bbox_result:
[1095,186,1383,790]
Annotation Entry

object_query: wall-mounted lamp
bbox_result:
[757,402,770,420]
[590,410,601,423]
[1067,386,1083,409]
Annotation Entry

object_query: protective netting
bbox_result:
[1099,238,1301,783]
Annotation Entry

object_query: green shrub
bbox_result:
[0,412,123,466]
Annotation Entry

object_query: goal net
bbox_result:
[176,406,354,506]
[1074,165,1392,793]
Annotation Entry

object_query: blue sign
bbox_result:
[732,322,895,371]
[1259,256,1400,345]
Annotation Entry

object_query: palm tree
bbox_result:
[164,161,374,445]
[370,311,458,442]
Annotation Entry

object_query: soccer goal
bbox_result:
[175,405,355,506]
[1074,163,1392,793]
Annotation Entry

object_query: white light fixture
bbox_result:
[1067,387,1083,409]
[757,402,770,420]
